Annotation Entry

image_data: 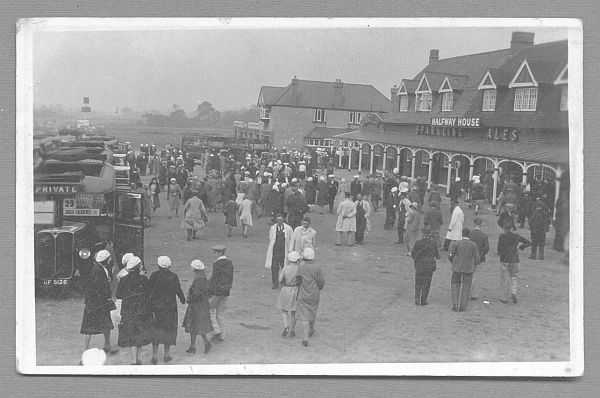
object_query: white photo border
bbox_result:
[15,17,584,376]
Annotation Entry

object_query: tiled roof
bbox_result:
[333,129,568,165]
[387,39,568,129]
[258,79,391,112]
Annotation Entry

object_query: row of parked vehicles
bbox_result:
[34,134,143,297]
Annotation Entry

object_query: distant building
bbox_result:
[257,77,391,149]
[334,32,568,209]
[233,121,269,142]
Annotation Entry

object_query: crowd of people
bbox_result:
[78,142,569,365]
[80,244,234,365]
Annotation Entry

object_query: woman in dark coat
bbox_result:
[223,194,238,237]
[182,260,213,354]
[80,250,119,356]
[116,256,152,365]
[147,256,185,364]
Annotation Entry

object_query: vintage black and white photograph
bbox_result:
[16,18,583,376]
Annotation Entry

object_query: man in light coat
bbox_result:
[264,214,294,289]
[335,192,357,246]
[444,200,464,251]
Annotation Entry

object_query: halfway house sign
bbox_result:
[431,116,481,128]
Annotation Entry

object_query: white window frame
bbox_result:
[559,85,568,111]
[438,77,454,112]
[441,92,453,112]
[514,87,538,112]
[482,89,496,112]
[554,63,568,112]
[478,70,497,90]
[508,59,538,88]
[314,108,326,123]
[415,74,433,112]
[349,111,361,125]
[399,94,409,112]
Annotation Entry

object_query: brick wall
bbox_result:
[269,106,365,149]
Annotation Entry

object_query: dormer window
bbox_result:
[554,63,568,112]
[399,95,409,112]
[415,75,432,112]
[478,71,497,111]
[398,82,409,112]
[439,77,454,112]
[509,59,538,112]
[482,90,496,112]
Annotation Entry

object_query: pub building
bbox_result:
[331,32,569,212]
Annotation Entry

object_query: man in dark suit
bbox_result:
[448,228,480,312]
[411,227,440,305]
[468,217,489,300]
[208,245,234,343]
[350,175,362,201]
[327,175,339,213]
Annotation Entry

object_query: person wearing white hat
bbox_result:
[80,249,118,357]
[80,347,107,366]
[148,256,186,364]
[116,256,152,364]
[167,177,182,219]
[183,259,213,354]
[116,252,134,280]
[296,246,324,347]
[277,251,302,338]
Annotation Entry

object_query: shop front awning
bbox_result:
[333,129,569,165]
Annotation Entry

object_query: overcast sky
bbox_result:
[33,26,568,113]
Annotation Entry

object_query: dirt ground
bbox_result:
[35,170,570,366]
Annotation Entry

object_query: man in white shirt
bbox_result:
[444,199,464,251]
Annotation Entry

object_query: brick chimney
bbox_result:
[510,32,535,50]
[429,49,439,64]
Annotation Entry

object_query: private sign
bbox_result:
[34,184,79,194]
[431,117,481,128]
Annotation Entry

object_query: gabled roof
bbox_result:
[399,79,418,94]
[500,40,567,85]
[258,86,287,106]
[385,38,567,128]
[258,79,391,112]
[509,59,538,88]
[415,74,432,93]
[554,64,568,85]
